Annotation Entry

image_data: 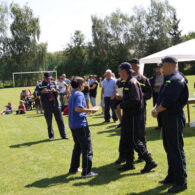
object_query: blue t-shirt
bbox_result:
[68,90,88,129]
[102,78,116,97]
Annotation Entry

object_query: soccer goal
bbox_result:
[12,71,57,87]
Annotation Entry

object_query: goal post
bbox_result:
[12,71,57,87]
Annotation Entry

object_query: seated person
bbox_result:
[16,100,26,114]
[20,89,31,100]
[0,102,13,115]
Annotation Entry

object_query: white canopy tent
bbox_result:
[139,39,195,74]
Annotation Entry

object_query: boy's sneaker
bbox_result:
[82,171,98,178]
[49,137,54,141]
[69,168,82,174]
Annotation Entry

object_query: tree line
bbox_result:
[0,0,195,87]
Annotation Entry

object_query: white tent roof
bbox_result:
[139,39,195,74]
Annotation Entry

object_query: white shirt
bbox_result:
[58,81,66,94]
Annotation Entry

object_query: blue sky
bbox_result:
[5,0,195,52]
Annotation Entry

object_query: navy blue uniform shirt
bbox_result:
[36,80,59,109]
[120,76,144,115]
[157,71,189,115]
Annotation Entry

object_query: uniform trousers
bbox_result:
[43,104,66,138]
[119,112,148,163]
[161,113,187,185]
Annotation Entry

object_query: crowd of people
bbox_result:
[0,56,190,193]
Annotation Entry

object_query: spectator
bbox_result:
[89,75,98,106]
[82,76,90,109]
[58,76,67,109]
[149,63,164,130]
[101,69,117,123]
[16,100,26,114]
[0,102,13,115]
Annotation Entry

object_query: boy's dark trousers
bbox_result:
[69,126,93,176]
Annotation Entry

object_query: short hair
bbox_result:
[105,69,112,73]
[71,77,84,89]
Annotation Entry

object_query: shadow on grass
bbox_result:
[96,126,195,141]
[88,121,106,127]
[73,163,143,187]
[97,128,120,137]
[9,138,61,148]
[128,184,170,194]
[25,163,143,188]
[25,114,44,118]
[25,173,82,188]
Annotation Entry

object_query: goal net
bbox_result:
[12,71,57,87]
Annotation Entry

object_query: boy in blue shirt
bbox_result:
[68,77,98,177]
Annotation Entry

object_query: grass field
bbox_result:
[0,75,194,195]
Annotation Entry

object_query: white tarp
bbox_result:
[139,39,195,74]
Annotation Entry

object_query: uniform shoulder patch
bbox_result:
[166,80,171,84]
[138,82,146,86]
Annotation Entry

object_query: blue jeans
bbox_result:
[90,97,96,106]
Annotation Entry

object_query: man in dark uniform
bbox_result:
[152,57,188,193]
[129,58,152,162]
[115,78,126,164]
[36,72,68,140]
[117,62,157,173]
[149,63,164,130]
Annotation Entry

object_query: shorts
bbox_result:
[115,100,122,109]
[5,111,12,115]
[84,93,90,100]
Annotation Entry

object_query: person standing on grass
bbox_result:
[68,77,98,177]
[149,63,164,130]
[117,62,157,173]
[37,72,68,141]
[152,56,188,194]
[89,75,98,106]
[58,76,67,109]
[129,58,152,163]
[82,76,90,109]
[101,69,117,123]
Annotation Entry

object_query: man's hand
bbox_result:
[51,88,56,92]
[116,93,122,100]
[42,88,48,93]
[111,95,115,100]
[154,83,162,87]
[152,108,158,118]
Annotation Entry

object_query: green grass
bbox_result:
[0,75,194,195]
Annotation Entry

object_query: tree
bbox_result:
[182,31,195,41]
[57,30,88,77]
[9,3,41,85]
[144,0,175,55]
[169,10,182,45]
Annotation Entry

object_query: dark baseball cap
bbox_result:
[162,56,177,64]
[128,58,139,65]
[119,62,134,73]
[44,72,52,79]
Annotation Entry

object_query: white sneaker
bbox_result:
[49,137,54,141]
[82,171,98,178]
